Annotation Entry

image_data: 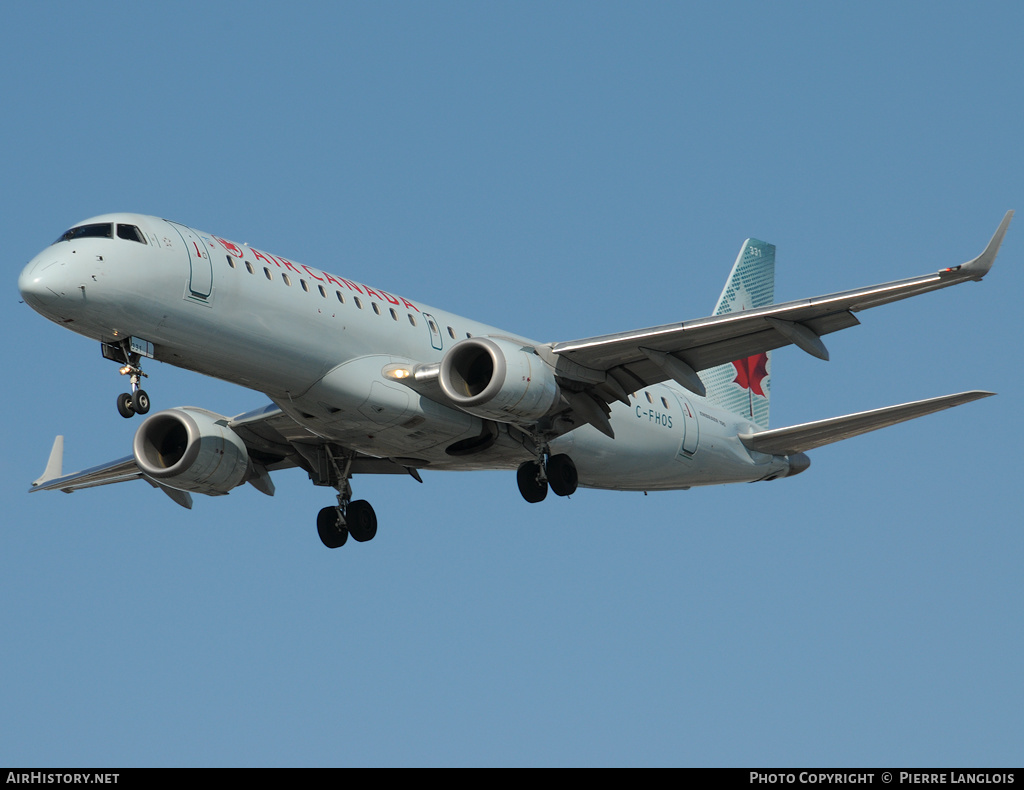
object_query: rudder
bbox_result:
[699,239,775,427]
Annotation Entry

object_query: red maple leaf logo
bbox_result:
[732,353,768,397]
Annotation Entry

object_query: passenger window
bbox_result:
[336,291,345,304]
[354,297,362,309]
[372,303,381,315]
[300,279,309,292]
[282,274,291,286]
[318,285,327,298]
[244,262,254,274]
[408,314,416,326]
[264,267,273,280]
[226,256,236,269]
[116,224,147,244]
[448,327,456,339]
[390,308,398,320]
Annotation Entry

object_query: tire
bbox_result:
[116,392,135,419]
[132,389,151,415]
[317,506,348,549]
[347,500,378,542]
[517,461,548,503]
[546,454,578,497]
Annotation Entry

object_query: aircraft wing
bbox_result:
[548,212,1013,401]
[30,404,420,509]
[737,390,994,455]
[31,438,144,492]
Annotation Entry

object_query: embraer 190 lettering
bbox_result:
[18,211,1013,548]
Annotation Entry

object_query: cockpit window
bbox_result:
[53,223,114,244]
[116,224,147,244]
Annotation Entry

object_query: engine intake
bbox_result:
[133,407,251,495]
[439,337,560,422]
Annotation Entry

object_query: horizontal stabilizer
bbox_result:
[738,390,994,456]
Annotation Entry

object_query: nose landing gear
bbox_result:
[116,380,151,419]
[103,339,152,419]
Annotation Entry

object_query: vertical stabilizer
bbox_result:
[699,239,775,427]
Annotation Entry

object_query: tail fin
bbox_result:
[699,239,776,427]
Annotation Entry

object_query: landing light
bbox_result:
[383,364,419,383]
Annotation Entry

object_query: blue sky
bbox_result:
[2,1,1021,767]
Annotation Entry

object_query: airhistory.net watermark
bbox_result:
[6,775,118,784]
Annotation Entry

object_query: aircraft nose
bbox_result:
[19,252,68,308]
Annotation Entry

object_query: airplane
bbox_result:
[18,210,1013,549]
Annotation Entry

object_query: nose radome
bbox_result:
[19,254,66,307]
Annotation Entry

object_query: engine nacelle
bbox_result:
[438,336,560,422]
[133,407,251,496]
[784,452,811,477]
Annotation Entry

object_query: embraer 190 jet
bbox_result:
[18,211,1013,548]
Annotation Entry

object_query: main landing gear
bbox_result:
[317,499,378,549]
[316,451,378,549]
[517,452,578,503]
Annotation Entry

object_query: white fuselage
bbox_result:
[19,213,789,491]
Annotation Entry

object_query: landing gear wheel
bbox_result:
[347,500,378,542]
[517,461,548,503]
[132,389,151,415]
[546,454,578,497]
[317,506,348,549]
[116,392,135,419]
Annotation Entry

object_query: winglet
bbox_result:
[958,210,1013,279]
[32,436,64,487]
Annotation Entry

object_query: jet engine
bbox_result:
[438,337,560,423]
[784,452,811,477]
[133,407,251,495]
